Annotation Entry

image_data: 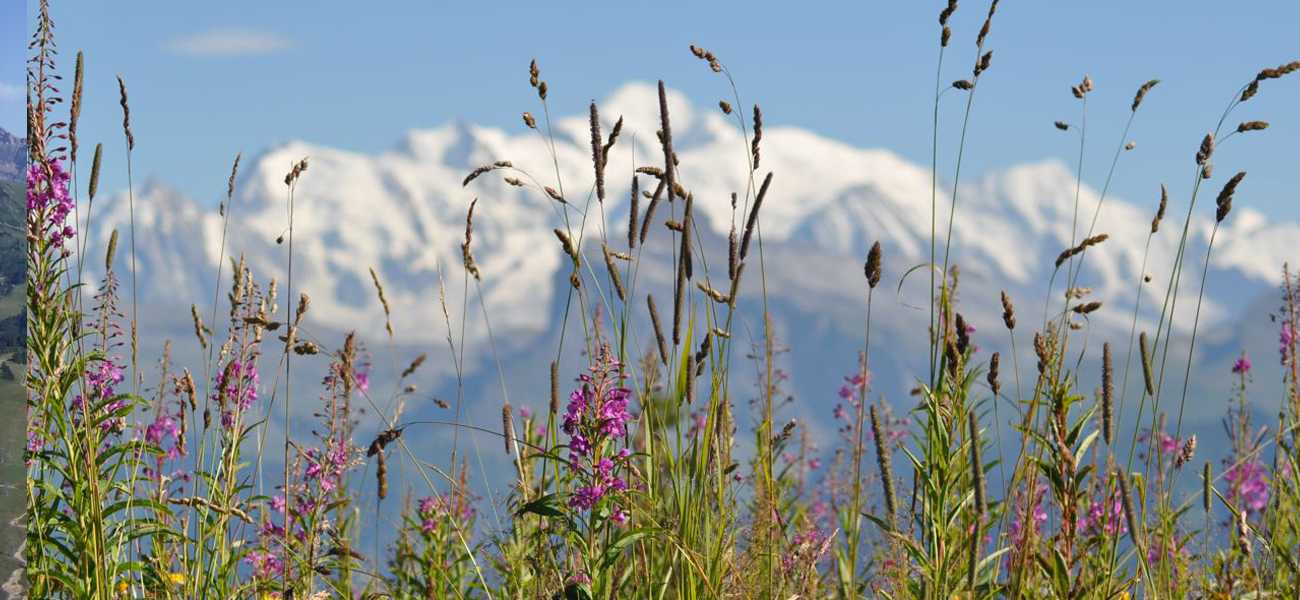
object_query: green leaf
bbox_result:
[517,494,565,518]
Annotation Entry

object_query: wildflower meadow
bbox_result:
[23,1,1300,598]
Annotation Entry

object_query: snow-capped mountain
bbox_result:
[84,81,1298,357]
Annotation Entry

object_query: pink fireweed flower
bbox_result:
[1081,487,1128,537]
[567,571,591,586]
[1137,426,1181,459]
[27,159,76,249]
[561,347,633,519]
[244,550,284,579]
[1225,460,1269,515]
[1233,356,1251,374]
[215,357,261,429]
[1281,324,1298,363]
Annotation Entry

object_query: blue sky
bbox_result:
[35,1,1300,221]
[1,0,23,133]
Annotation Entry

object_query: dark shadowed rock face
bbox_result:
[0,128,24,183]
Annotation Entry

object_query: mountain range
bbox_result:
[81,82,1298,444]
[0,128,23,183]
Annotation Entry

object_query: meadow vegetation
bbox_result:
[24,1,1300,598]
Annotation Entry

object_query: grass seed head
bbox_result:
[1140,331,1155,396]
[866,241,883,289]
[987,351,1001,396]
[1001,291,1016,330]
[1102,342,1113,445]
[1152,184,1168,233]
[1132,78,1159,111]
[1197,132,1214,165]
[117,75,134,150]
[89,143,103,201]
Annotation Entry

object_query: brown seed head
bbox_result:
[1174,435,1197,468]
[1237,120,1269,133]
[719,100,732,114]
[1132,78,1160,111]
[1216,171,1245,223]
[401,354,426,379]
[1237,509,1252,557]
[955,312,971,354]
[376,450,388,500]
[554,228,579,262]
[502,404,515,455]
[117,75,134,150]
[1196,132,1214,165]
[89,143,104,201]
[228,152,242,199]
[870,405,898,526]
[462,199,481,280]
[659,81,677,203]
[987,351,1001,396]
[549,361,560,415]
[522,112,536,129]
[1001,291,1016,330]
[1203,462,1212,512]
[1071,302,1102,316]
[953,79,974,90]
[1117,470,1141,547]
[545,186,565,204]
[647,295,669,367]
[1152,184,1168,233]
[969,411,986,516]
[865,241,883,289]
[590,102,605,201]
[939,0,957,26]
[1055,121,1069,131]
[106,229,120,272]
[975,51,993,76]
[739,172,774,261]
[463,165,492,187]
[604,245,626,301]
[1102,342,1114,445]
[1140,332,1155,396]
[71,52,84,160]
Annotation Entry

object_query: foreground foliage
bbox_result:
[25,1,1300,598]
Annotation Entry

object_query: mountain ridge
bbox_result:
[0,128,23,183]
[80,82,1298,352]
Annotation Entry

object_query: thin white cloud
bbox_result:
[0,83,20,101]
[162,27,295,57]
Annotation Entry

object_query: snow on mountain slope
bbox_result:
[82,81,1298,349]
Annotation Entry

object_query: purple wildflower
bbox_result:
[27,160,76,249]
[1225,460,1269,515]
[1282,324,1298,363]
